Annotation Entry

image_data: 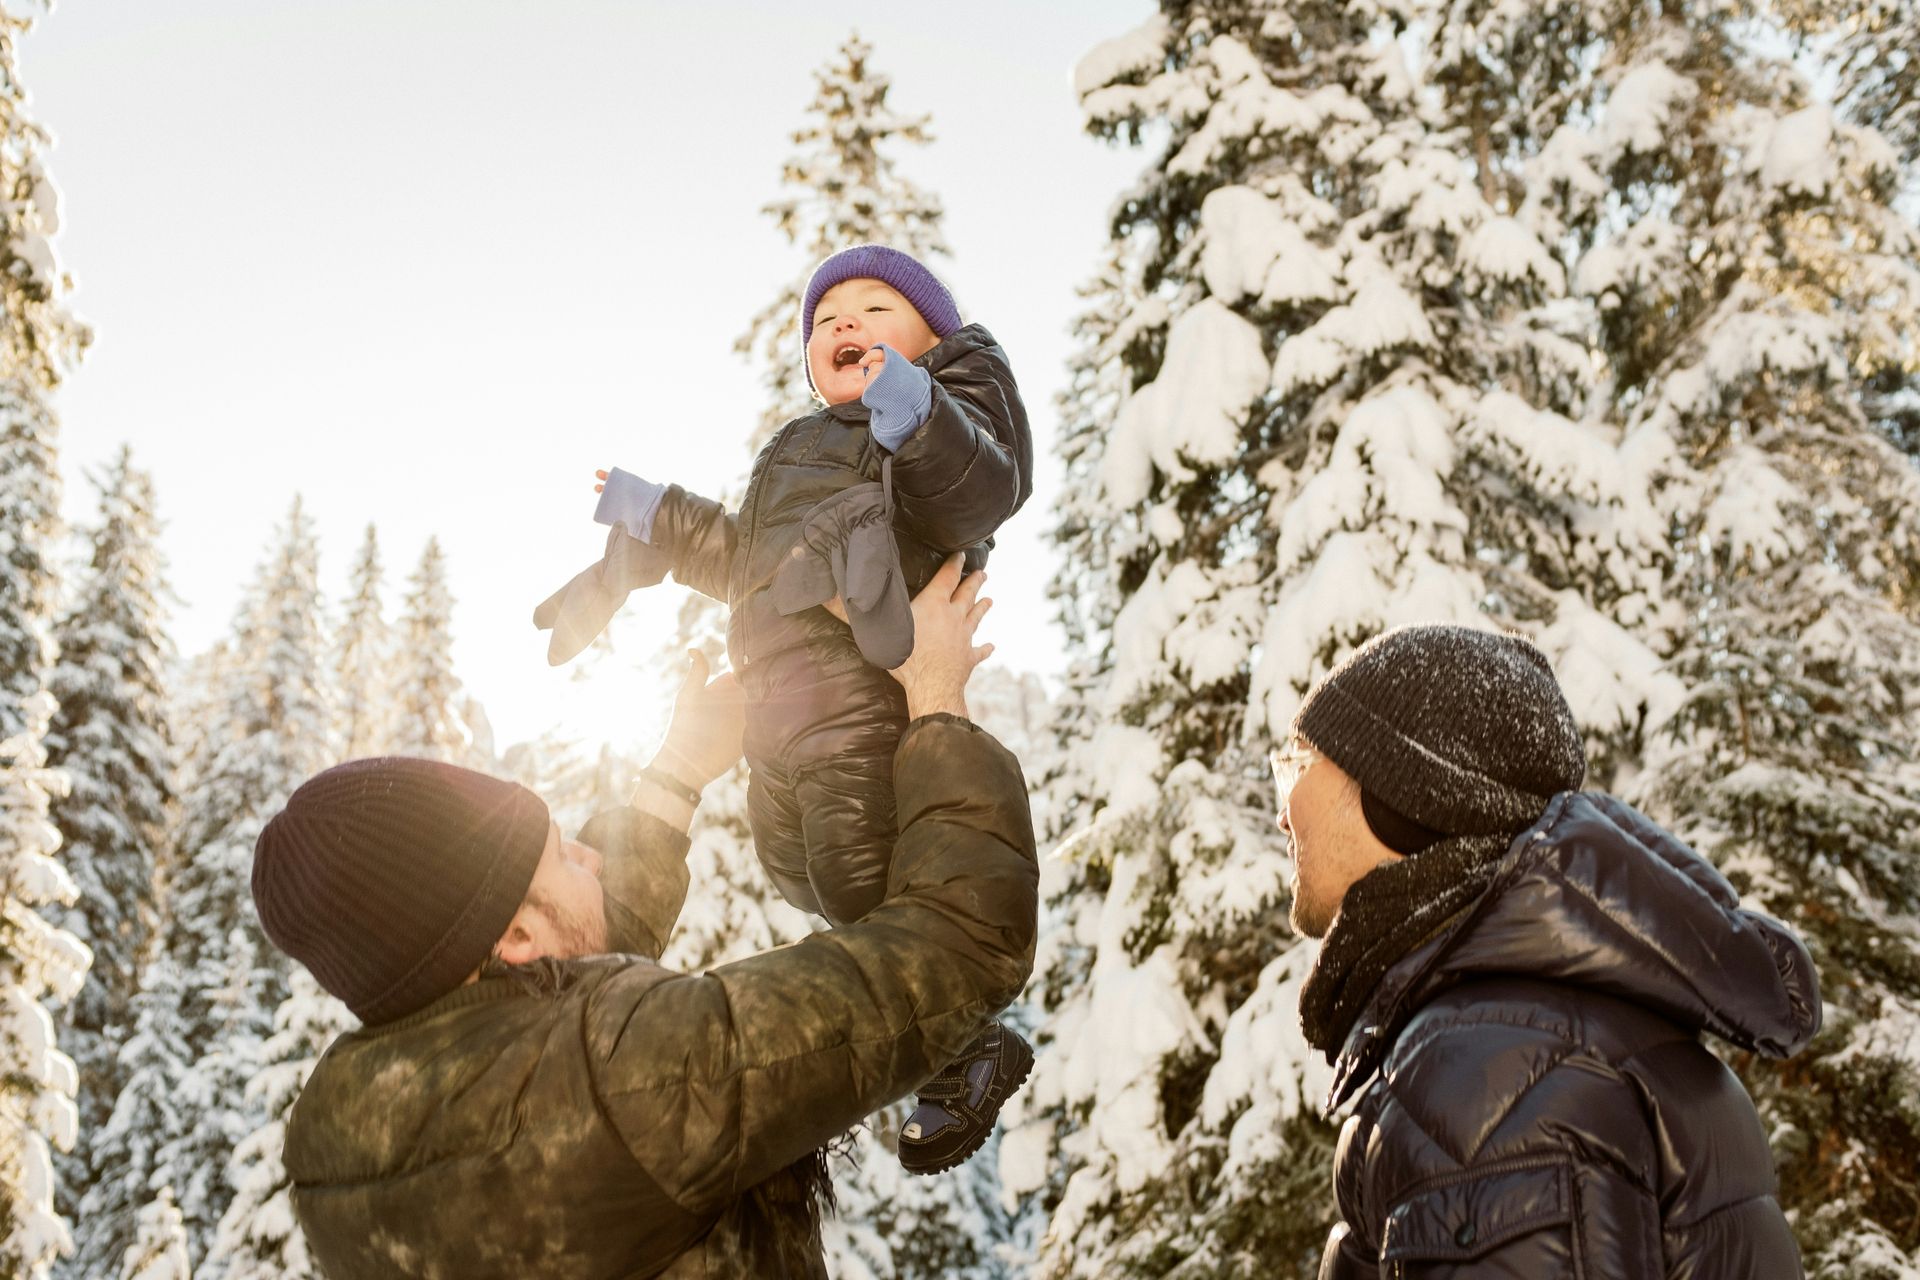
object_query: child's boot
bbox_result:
[897,1018,1033,1175]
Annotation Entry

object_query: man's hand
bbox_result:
[650,650,746,791]
[890,553,993,721]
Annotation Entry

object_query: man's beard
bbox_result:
[523,888,606,959]
[1289,889,1333,939]
[1288,863,1333,939]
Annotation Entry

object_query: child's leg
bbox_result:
[745,648,908,926]
[791,749,898,927]
[745,758,822,918]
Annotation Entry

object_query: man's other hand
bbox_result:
[652,650,746,790]
[890,553,992,721]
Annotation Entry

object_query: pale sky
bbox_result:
[26,0,1154,750]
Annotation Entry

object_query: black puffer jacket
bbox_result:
[1320,792,1821,1279]
[646,324,1030,925]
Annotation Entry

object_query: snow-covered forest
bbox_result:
[4,2,1919,1278]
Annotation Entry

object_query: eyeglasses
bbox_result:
[1269,740,1321,800]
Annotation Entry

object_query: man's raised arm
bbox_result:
[585,650,746,961]
[582,556,1040,1212]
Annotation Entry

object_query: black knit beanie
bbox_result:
[252,757,550,1025]
[1293,624,1586,845]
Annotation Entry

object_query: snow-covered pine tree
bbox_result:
[201,967,352,1280]
[1010,5,1687,1275]
[0,375,61,747]
[0,0,88,746]
[0,5,83,398]
[1466,6,1920,1268]
[332,523,393,761]
[1774,0,1920,464]
[735,29,950,445]
[1776,0,1920,169]
[157,496,332,1265]
[0,8,91,1274]
[0,689,88,1278]
[68,952,189,1280]
[389,536,471,763]
[117,1186,190,1280]
[42,446,176,1243]
[994,257,1136,1271]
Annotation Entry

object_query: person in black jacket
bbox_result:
[1274,624,1821,1278]
[535,244,1033,1174]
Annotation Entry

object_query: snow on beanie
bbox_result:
[1293,624,1586,845]
[252,757,550,1025]
[801,244,961,392]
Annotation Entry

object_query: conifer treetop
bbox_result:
[0,3,87,388]
[735,30,951,445]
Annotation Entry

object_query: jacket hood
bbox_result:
[1331,791,1821,1108]
[823,324,1004,422]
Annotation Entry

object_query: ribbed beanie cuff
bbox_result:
[253,758,550,1025]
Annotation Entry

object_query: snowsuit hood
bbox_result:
[1317,791,1822,1278]
[1329,790,1821,1109]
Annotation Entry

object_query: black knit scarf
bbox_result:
[1298,831,1517,1059]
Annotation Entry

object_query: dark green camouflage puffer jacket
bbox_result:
[284,715,1038,1279]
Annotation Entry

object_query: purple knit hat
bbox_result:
[801,244,961,389]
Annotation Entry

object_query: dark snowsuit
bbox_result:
[284,715,1039,1279]
[646,323,1030,925]
[1318,792,1821,1279]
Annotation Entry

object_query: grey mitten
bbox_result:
[768,477,914,670]
[532,525,673,665]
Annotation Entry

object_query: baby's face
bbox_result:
[807,279,940,406]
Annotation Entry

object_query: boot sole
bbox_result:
[899,1029,1036,1176]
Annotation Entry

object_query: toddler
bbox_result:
[536,245,1033,1174]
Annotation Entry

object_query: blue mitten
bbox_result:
[860,343,934,451]
[594,467,666,544]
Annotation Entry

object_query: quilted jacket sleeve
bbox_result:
[650,484,737,603]
[888,344,1032,553]
[581,715,1039,1215]
[576,808,692,962]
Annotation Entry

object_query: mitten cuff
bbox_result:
[594,467,667,543]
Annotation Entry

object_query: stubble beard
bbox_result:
[527,890,607,960]
[1289,888,1333,940]
[1287,842,1335,939]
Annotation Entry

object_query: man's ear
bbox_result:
[494,912,540,967]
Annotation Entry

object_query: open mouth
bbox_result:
[832,342,867,370]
